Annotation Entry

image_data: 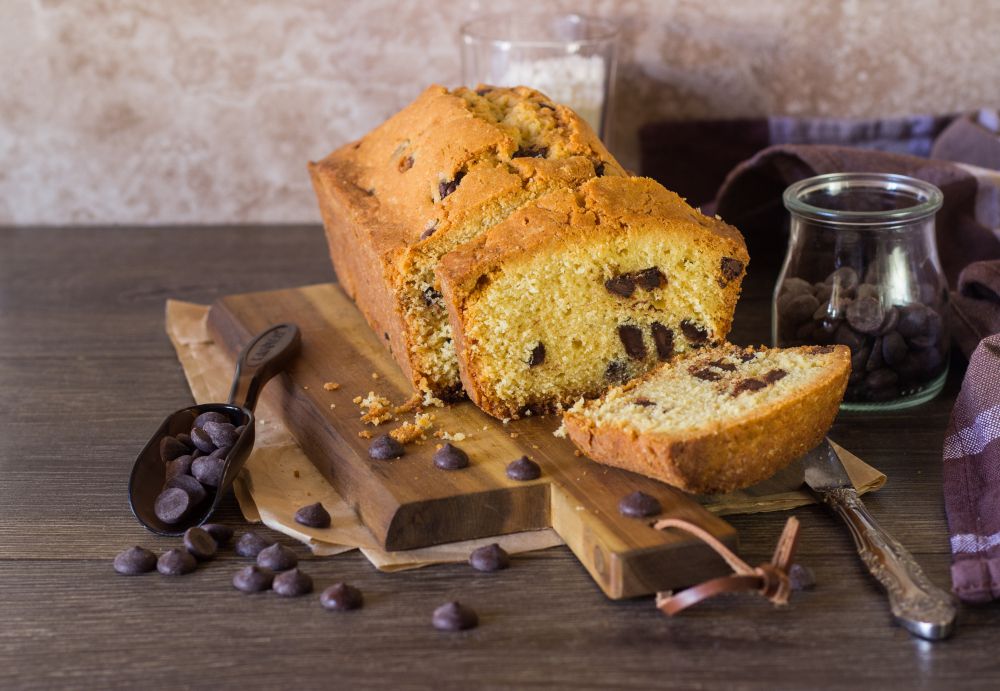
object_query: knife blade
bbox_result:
[802,439,957,641]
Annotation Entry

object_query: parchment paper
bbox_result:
[164,299,885,569]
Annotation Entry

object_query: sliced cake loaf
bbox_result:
[309,84,623,398]
[435,176,750,419]
[562,344,851,494]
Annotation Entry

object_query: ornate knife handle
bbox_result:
[822,487,957,641]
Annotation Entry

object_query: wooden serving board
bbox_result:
[208,283,737,599]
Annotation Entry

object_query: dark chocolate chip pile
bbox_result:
[203,523,234,545]
[434,443,469,471]
[469,543,510,572]
[618,491,662,518]
[776,268,947,403]
[369,434,405,460]
[506,456,541,481]
[183,527,218,561]
[432,602,478,631]
[320,583,364,611]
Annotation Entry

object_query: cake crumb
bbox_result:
[323,381,341,391]
[440,431,467,442]
[371,372,380,380]
[329,403,336,409]
[482,425,488,431]
[393,393,423,416]
[303,385,309,390]
[421,390,446,408]
[573,450,583,457]
[355,391,395,425]
[553,420,568,439]
[509,432,519,439]
[358,430,373,439]
[389,412,435,444]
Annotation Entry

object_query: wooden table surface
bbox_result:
[2,225,997,690]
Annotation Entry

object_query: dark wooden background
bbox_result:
[2,225,997,690]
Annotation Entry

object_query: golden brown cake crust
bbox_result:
[562,345,851,494]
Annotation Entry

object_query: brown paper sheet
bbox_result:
[164,299,884,568]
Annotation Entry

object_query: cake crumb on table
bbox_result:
[371,372,380,380]
[358,430,373,439]
[389,412,435,444]
[355,391,395,425]
[323,381,341,391]
[393,393,422,415]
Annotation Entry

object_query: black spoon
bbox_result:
[128,323,301,536]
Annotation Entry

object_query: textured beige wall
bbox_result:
[2,0,998,225]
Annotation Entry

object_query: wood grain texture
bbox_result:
[206,283,737,598]
[2,225,997,690]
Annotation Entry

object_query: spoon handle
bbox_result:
[227,323,302,410]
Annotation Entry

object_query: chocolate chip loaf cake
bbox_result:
[309,85,622,398]
[562,344,851,493]
[435,176,749,419]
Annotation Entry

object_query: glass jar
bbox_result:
[773,173,948,411]
[460,13,620,141]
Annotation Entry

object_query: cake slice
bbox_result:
[435,176,749,419]
[562,344,851,494]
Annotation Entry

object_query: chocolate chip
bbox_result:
[881,331,909,368]
[604,359,629,384]
[165,454,194,482]
[618,491,661,518]
[432,602,478,631]
[208,446,230,460]
[475,87,491,96]
[866,368,899,390]
[422,286,443,306]
[618,325,647,360]
[833,323,864,352]
[294,502,332,529]
[232,565,274,593]
[719,257,745,286]
[438,172,465,200]
[398,155,414,172]
[738,349,757,362]
[789,563,816,591]
[176,432,193,449]
[272,568,313,597]
[851,346,870,373]
[708,359,737,372]
[633,397,656,407]
[190,426,216,453]
[191,455,225,487]
[909,309,943,349]
[183,527,217,561]
[113,546,157,575]
[651,322,674,360]
[827,266,859,293]
[434,443,469,471]
[256,543,298,572]
[782,294,821,325]
[513,145,548,158]
[202,523,234,545]
[780,277,813,296]
[160,436,189,462]
[635,267,666,291]
[321,583,363,611]
[166,473,208,506]
[846,296,884,334]
[157,548,196,576]
[732,378,767,395]
[691,367,721,381]
[369,434,405,460]
[856,283,880,301]
[866,337,885,372]
[878,306,900,335]
[469,543,510,572]
[604,275,636,297]
[680,320,709,344]
[897,304,930,339]
[594,161,606,176]
[194,411,229,428]
[154,487,192,524]
[202,421,238,449]
[506,456,541,481]
[420,220,438,240]
[763,368,787,384]
[235,531,271,558]
[528,342,545,367]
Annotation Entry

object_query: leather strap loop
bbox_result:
[654,516,801,616]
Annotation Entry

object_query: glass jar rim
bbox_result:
[783,172,943,227]
[460,13,620,48]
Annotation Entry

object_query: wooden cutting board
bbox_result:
[208,283,736,599]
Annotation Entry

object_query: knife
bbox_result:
[802,439,957,640]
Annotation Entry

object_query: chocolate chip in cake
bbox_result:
[506,455,541,481]
[233,565,274,593]
[369,434,405,460]
[469,543,510,572]
[633,397,656,407]
[475,87,492,96]
[763,368,787,384]
[618,491,662,518]
[635,267,666,291]
[160,436,189,463]
[294,502,332,529]
[398,155,414,172]
[202,523,234,545]
[154,487,192,525]
[272,568,313,597]
[618,325,647,360]
[422,286,443,306]
[235,531,271,558]
[513,145,548,158]
[539,101,555,110]
[166,473,208,506]
[527,342,546,367]
[732,378,767,396]
[651,322,674,360]
[434,443,469,471]
[183,527,218,561]
[810,345,837,354]
[719,257,745,287]
[708,359,737,372]
[691,367,722,381]
[680,320,709,344]
[432,602,478,631]
[438,172,465,200]
[157,548,197,576]
[738,349,757,362]
[113,546,157,575]
[594,161,607,176]
[420,220,438,240]
[321,583,364,611]
[202,421,238,449]
[194,411,229,428]
[256,543,298,572]
[604,275,636,298]
[846,296,885,334]
[191,455,225,487]
[604,359,630,384]
[190,426,216,453]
